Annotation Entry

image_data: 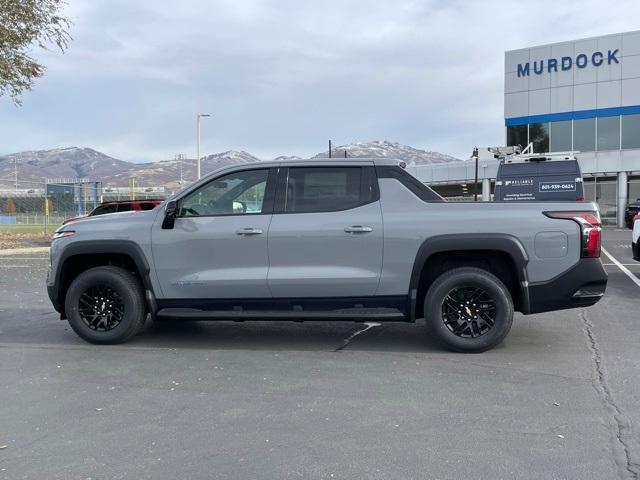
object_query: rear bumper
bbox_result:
[525,258,607,315]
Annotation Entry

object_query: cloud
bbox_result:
[1,0,639,161]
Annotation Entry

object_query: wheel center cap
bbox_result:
[465,306,472,317]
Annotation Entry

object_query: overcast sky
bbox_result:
[2,0,639,162]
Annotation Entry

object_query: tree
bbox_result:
[5,197,17,215]
[0,0,71,105]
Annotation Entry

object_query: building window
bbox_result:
[529,122,549,153]
[597,116,620,151]
[621,114,640,149]
[506,125,528,149]
[573,118,595,152]
[549,120,572,152]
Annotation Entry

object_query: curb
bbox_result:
[0,247,50,256]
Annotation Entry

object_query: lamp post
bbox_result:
[196,113,211,179]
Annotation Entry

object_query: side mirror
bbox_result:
[162,200,178,229]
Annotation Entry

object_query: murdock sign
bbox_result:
[517,49,619,77]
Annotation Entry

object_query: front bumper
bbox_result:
[525,258,607,314]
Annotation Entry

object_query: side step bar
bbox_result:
[156,307,406,321]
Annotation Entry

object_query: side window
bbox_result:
[117,203,133,212]
[180,169,269,217]
[139,202,156,211]
[283,167,377,213]
[92,204,117,215]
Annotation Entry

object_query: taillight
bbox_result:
[544,211,601,258]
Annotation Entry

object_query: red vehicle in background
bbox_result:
[62,199,163,225]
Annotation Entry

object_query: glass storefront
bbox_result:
[583,177,617,226]
[596,117,620,151]
[622,115,640,149]
[549,120,572,152]
[573,118,595,152]
[506,125,527,148]
[507,114,640,153]
[529,122,549,154]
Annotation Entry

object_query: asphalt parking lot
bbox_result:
[0,229,639,480]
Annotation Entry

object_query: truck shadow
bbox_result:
[132,319,441,353]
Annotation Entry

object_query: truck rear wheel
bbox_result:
[64,266,147,344]
[424,267,513,353]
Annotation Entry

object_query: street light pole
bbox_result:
[196,113,211,180]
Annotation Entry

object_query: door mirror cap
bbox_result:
[162,200,178,229]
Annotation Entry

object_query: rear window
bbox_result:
[283,167,377,213]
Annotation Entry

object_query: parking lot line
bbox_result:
[602,247,640,289]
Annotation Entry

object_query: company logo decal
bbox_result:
[517,49,619,77]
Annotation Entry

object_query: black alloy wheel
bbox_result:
[78,285,126,332]
[441,286,496,339]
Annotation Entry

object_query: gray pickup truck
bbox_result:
[47,159,607,352]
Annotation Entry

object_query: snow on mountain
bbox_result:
[0,147,134,186]
[0,142,459,188]
[312,140,460,165]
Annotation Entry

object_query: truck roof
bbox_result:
[199,157,408,180]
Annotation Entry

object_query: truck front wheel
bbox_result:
[64,266,147,344]
[424,267,514,353]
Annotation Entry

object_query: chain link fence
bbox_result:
[0,178,168,231]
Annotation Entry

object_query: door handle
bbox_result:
[344,225,373,233]
[235,228,263,235]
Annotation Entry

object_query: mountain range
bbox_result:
[0,141,460,189]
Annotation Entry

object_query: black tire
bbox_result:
[424,267,513,353]
[64,266,147,344]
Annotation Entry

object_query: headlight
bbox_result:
[52,230,75,240]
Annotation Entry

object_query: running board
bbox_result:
[156,307,406,321]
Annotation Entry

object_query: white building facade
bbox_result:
[413,31,640,226]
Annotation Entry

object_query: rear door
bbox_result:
[267,164,383,297]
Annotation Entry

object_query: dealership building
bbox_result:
[412,30,640,226]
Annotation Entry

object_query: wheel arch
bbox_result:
[52,240,154,319]
[408,234,530,320]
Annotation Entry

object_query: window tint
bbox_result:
[622,114,640,149]
[283,167,376,213]
[92,204,117,215]
[117,203,133,212]
[550,120,572,152]
[139,202,157,211]
[597,116,620,151]
[506,125,528,148]
[180,169,269,217]
[574,118,595,152]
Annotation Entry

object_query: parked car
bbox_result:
[62,199,163,225]
[494,157,584,202]
[632,214,640,260]
[625,199,640,229]
[47,159,607,352]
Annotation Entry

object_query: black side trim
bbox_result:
[527,258,607,314]
[408,234,530,318]
[632,241,639,261]
[156,295,409,320]
[375,165,444,202]
[49,240,153,316]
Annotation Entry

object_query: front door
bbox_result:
[151,167,275,299]
[267,164,383,298]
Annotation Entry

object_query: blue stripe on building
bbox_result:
[505,105,640,126]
